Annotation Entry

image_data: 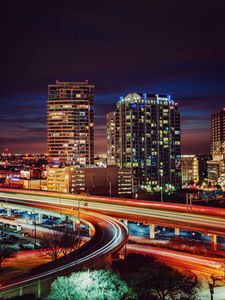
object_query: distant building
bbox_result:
[47,81,94,166]
[71,165,133,196]
[197,154,212,181]
[47,166,72,193]
[94,154,107,167]
[114,93,181,193]
[211,108,225,155]
[181,155,199,185]
[208,108,225,188]
[23,179,47,190]
[106,112,116,165]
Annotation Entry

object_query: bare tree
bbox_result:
[0,245,18,271]
[59,230,80,256]
[40,230,80,260]
[40,231,62,261]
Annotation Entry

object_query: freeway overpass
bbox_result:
[0,196,128,299]
[1,188,225,240]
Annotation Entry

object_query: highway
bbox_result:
[1,189,225,236]
[126,244,224,280]
[0,200,128,296]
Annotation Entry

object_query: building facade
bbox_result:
[181,155,199,185]
[115,93,181,193]
[70,165,133,196]
[47,81,94,166]
[208,108,225,188]
[106,112,116,165]
[47,166,72,193]
[211,108,225,155]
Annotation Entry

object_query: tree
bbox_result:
[40,230,80,260]
[126,254,200,300]
[40,231,63,260]
[47,270,134,300]
[59,230,79,256]
[0,245,18,271]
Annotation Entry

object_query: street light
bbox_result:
[32,210,37,248]
[160,169,163,202]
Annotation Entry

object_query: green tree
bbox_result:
[126,254,200,300]
[47,270,134,300]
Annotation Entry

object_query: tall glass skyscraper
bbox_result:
[211,108,225,156]
[115,93,181,193]
[208,108,225,185]
[47,81,94,166]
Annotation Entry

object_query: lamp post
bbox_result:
[32,210,37,248]
[186,193,193,213]
[160,169,163,202]
[77,199,81,245]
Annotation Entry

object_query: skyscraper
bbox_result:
[211,108,225,156]
[106,112,116,165]
[208,108,225,186]
[115,93,181,193]
[47,81,94,166]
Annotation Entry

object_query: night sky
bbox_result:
[1,1,225,154]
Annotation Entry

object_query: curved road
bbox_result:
[0,199,128,296]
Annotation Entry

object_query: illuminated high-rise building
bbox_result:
[211,108,225,155]
[208,108,225,187]
[181,155,199,185]
[115,93,181,193]
[106,112,116,165]
[47,81,94,166]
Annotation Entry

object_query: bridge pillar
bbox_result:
[37,279,41,298]
[7,207,12,216]
[175,228,180,236]
[211,234,217,251]
[19,286,23,297]
[149,224,155,239]
[38,213,43,224]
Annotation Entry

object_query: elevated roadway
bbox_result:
[0,196,128,298]
[1,189,225,237]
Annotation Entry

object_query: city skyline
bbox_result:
[1,1,225,154]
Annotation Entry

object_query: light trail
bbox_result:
[126,244,224,279]
[1,191,225,235]
[0,201,128,294]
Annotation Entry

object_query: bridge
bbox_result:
[0,188,225,298]
[0,191,128,299]
[1,188,225,246]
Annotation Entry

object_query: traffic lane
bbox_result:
[1,198,128,252]
[0,201,128,291]
[88,208,225,236]
[126,244,224,280]
[2,193,225,236]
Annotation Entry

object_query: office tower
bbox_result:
[211,108,225,156]
[181,155,199,185]
[208,108,225,186]
[106,112,116,165]
[47,81,94,166]
[115,93,181,193]
[70,165,133,196]
[47,166,72,193]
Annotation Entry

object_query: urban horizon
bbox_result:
[1,84,223,156]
